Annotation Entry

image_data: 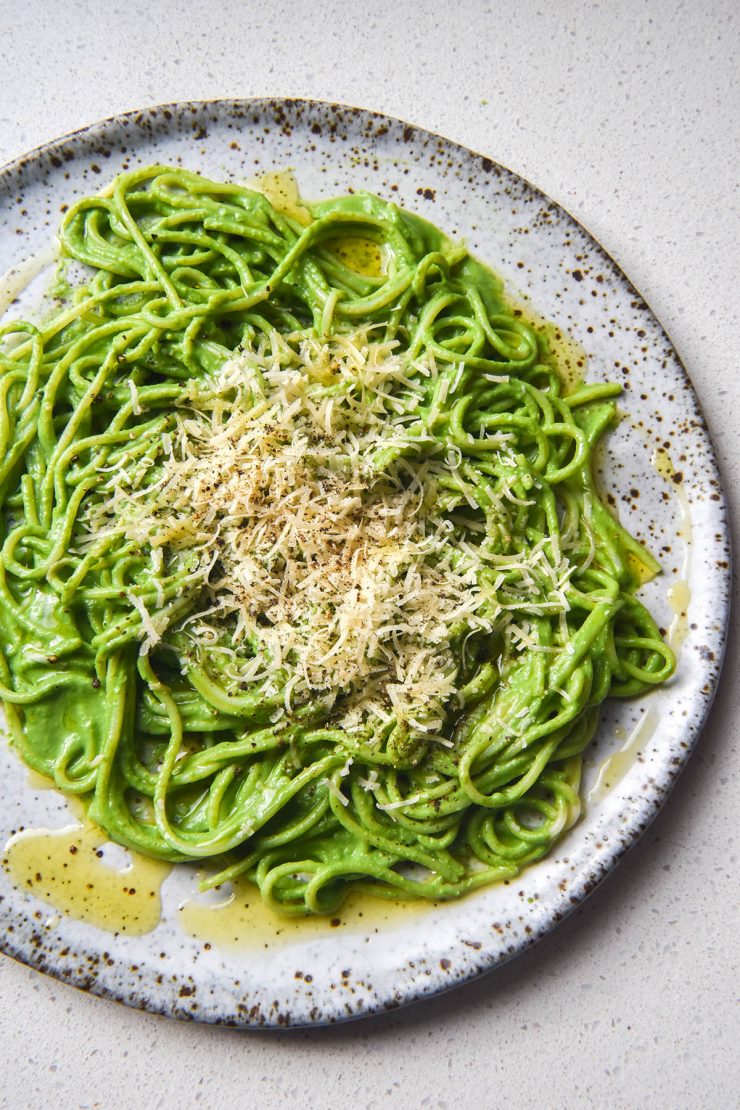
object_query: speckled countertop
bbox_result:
[0,1,738,1107]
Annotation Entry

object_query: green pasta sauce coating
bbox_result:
[0,167,674,915]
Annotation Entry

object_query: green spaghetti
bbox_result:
[0,166,674,915]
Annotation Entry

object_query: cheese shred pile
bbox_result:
[86,328,529,736]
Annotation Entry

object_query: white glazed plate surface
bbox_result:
[0,99,730,1026]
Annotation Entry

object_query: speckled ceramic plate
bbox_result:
[0,99,730,1027]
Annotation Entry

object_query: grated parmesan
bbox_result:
[83,325,574,739]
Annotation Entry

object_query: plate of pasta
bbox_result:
[0,99,729,1025]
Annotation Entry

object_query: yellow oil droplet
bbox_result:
[178,876,436,951]
[586,708,659,806]
[324,235,384,278]
[249,169,312,226]
[509,296,589,393]
[3,814,171,936]
[625,550,657,586]
[667,579,691,652]
[652,447,692,543]
[652,446,675,482]
[25,768,62,792]
[651,444,693,658]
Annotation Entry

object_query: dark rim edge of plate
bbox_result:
[0,96,732,1029]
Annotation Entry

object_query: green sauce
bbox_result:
[0,167,674,916]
